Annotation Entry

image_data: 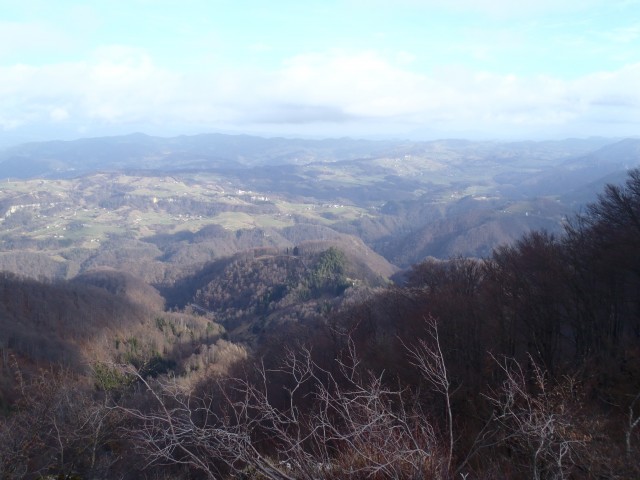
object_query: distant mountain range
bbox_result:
[0,133,398,178]
[0,132,625,179]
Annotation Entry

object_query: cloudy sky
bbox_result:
[2,0,640,142]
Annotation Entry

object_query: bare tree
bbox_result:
[118,339,447,479]
[118,366,300,480]
[406,317,455,475]
[307,339,444,479]
[625,392,640,462]
[0,361,123,479]
[484,354,586,480]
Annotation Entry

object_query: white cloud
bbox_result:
[0,47,639,138]
[50,107,69,122]
[0,20,71,59]
[272,51,428,118]
[82,46,181,122]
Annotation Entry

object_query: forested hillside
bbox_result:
[1,165,639,478]
[0,135,637,285]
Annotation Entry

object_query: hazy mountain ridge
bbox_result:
[509,138,640,198]
[0,133,398,178]
[0,132,620,179]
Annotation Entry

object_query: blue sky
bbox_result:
[1,0,640,141]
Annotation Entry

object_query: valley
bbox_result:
[1,133,640,479]
[0,133,629,285]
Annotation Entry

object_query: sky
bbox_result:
[1,0,640,142]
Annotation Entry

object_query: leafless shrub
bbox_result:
[304,339,445,479]
[0,361,124,479]
[626,392,640,461]
[406,317,455,475]
[118,338,448,479]
[484,354,586,480]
